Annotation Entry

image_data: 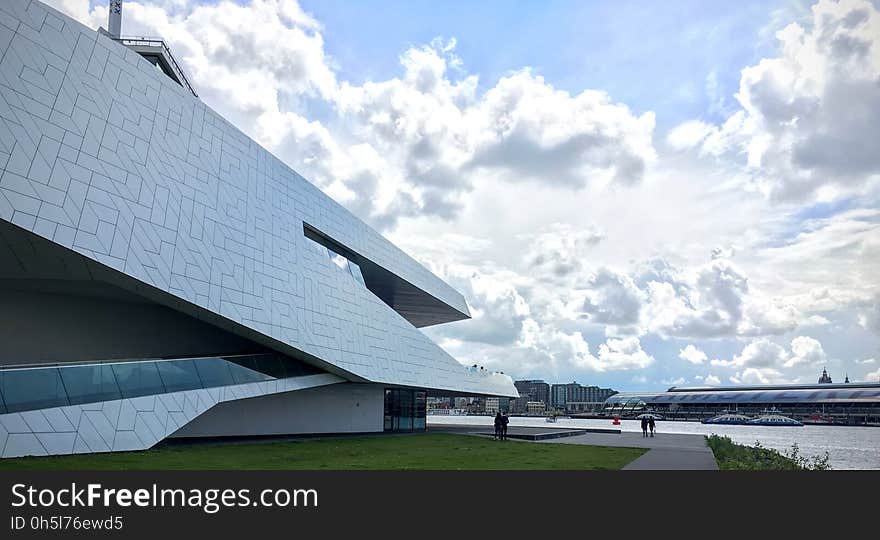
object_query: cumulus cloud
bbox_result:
[641,257,803,339]
[596,337,654,370]
[673,0,880,201]
[580,268,644,332]
[710,336,826,382]
[679,344,708,364]
[694,374,722,386]
[857,295,880,335]
[432,266,531,346]
[525,224,604,280]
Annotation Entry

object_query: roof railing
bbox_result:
[111,35,199,98]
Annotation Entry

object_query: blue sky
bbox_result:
[306,0,802,128]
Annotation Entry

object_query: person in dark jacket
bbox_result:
[640,417,648,437]
[501,413,510,440]
[648,417,656,437]
[494,412,503,440]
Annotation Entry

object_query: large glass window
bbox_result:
[192,357,234,387]
[227,360,272,385]
[0,368,69,412]
[304,228,368,289]
[414,391,427,430]
[0,352,325,414]
[383,388,427,432]
[156,359,202,392]
[61,364,122,404]
[112,362,165,398]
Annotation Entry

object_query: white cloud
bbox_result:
[525,224,604,281]
[785,336,826,368]
[597,337,654,370]
[641,257,801,339]
[580,268,644,332]
[710,336,826,383]
[679,344,708,364]
[690,0,880,201]
[666,120,715,151]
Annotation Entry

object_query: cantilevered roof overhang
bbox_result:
[304,223,470,327]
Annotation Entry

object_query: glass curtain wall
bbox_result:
[384,388,427,432]
[0,353,321,414]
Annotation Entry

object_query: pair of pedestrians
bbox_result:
[494,412,509,440]
[641,416,656,437]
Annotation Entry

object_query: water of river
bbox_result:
[428,415,880,470]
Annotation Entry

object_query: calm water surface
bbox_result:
[428,415,880,470]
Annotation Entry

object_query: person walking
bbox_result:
[501,412,510,440]
[494,412,503,440]
[648,416,656,437]
[640,417,648,437]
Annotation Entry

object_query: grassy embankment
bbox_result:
[706,435,831,470]
[0,433,646,470]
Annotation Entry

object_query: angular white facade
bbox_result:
[0,0,516,458]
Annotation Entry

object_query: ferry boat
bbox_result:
[746,413,803,426]
[702,408,803,426]
[701,413,753,425]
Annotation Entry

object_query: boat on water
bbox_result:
[701,413,754,425]
[545,415,558,423]
[747,413,803,426]
[702,408,804,426]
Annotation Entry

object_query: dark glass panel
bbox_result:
[227,360,272,385]
[60,364,122,404]
[384,389,393,431]
[192,357,234,388]
[112,362,166,398]
[398,389,414,431]
[156,359,203,392]
[0,368,69,412]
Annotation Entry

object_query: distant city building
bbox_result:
[509,396,530,414]
[485,398,500,414]
[551,382,617,408]
[818,368,833,384]
[514,380,550,405]
[565,401,607,414]
[526,401,546,415]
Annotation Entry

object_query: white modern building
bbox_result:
[0,0,516,458]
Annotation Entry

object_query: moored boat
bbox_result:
[701,413,753,425]
[746,413,803,426]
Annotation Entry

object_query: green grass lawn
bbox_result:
[0,433,645,470]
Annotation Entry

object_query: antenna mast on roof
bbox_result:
[108,0,123,39]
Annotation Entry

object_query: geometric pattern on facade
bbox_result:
[0,373,344,458]
[0,0,517,397]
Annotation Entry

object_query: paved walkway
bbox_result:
[537,432,718,470]
[428,424,718,470]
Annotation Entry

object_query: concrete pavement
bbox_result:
[537,431,718,470]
